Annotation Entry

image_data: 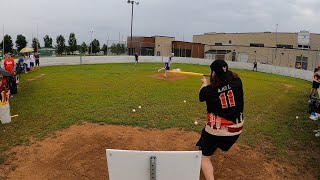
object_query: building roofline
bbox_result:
[127,36,154,38]
[205,44,320,51]
[196,32,299,36]
[152,35,175,38]
[195,31,320,36]
[127,36,176,39]
[172,40,205,45]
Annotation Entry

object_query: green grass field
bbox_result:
[0,63,319,172]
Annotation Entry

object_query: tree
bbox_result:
[101,44,108,55]
[110,43,126,55]
[68,33,77,54]
[0,35,14,54]
[79,42,87,54]
[15,34,27,52]
[88,39,100,54]
[32,38,40,52]
[65,46,71,55]
[43,35,53,48]
[56,35,66,55]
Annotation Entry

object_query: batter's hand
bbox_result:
[201,76,207,83]
[201,76,208,88]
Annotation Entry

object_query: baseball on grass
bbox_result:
[194,121,198,125]
[296,116,299,119]
[138,106,142,109]
[184,100,186,103]
[132,109,136,112]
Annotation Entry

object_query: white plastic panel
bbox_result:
[106,149,201,180]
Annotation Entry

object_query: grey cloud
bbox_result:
[0,0,320,47]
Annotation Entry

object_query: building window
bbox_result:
[172,48,191,57]
[276,44,293,49]
[215,43,223,46]
[205,50,231,54]
[298,45,310,49]
[250,43,264,47]
[141,47,154,56]
[229,40,232,44]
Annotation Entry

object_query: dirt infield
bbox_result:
[0,123,316,180]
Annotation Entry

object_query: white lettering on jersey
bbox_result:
[218,84,231,93]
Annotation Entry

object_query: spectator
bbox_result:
[0,74,8,91]
[134,53,139,64]
[35,52,40,68]
[24,55,30,73]
[3,52,15,75]
[29,53,35,71]
[16,56,25,75]
[253,61,257,71]
[310,65,320,99]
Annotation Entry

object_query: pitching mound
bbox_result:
[150,73,187,81]
[0,123,315,180]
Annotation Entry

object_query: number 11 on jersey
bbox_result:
[219,90,235,109]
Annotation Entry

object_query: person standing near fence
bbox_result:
[253,61,257,71]
[4,52,15,75]
[196,60,244,180]
[310,65,320,99]
[134,53,139,64]
[35,52,40,68]
[29,53,36,71]
[24,55,30,73]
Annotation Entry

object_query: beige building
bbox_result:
[193,31,320,70]
[127,36,205,58]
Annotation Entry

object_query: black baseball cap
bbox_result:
[210,60,228,80]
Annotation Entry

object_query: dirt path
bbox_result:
[0,123,316,180]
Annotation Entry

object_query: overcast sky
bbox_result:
[1,0,320,47]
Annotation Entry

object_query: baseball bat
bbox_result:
[167,70,210,77]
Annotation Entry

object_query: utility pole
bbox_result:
[107,34,109,56]
[37,24,39,52]
[275,24,278,61]
[2,24,4,60]
[89,30,94,54]
[301,47,304,69]
[127,0,139,55]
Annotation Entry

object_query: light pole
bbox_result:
[37,24,39,53]
[127,0,139,55]
[2,24,4,60]
[275,24,278,60]
[106,34,109,56]
[254,50,257,62]
[89,30,94,54]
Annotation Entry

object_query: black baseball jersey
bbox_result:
[199,77,244,124]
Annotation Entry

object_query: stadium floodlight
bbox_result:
[127,0,139,55]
